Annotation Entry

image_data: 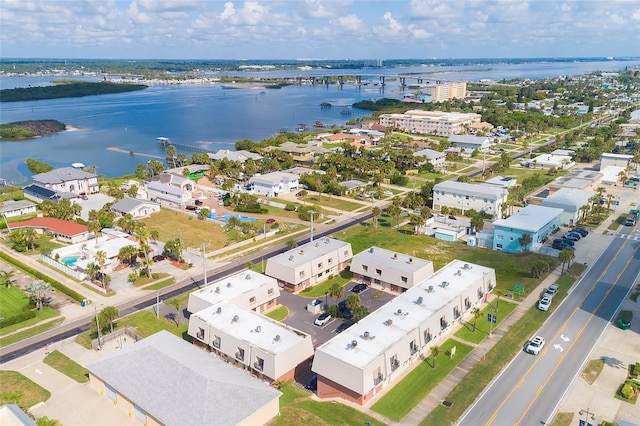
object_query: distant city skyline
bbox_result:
[1,0,639,60]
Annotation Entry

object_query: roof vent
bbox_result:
[274,335,281,342]
[441,281,449,288]
[255,326,261,333]
[215,287,220,293]
[464,263,471,269]
[427,285,434,293]
[455,270,462,276]
[393,253,398,259]
[232,315,239,323]
[363,331,371,340]
[416,296,424,305]
[369,247,374,253]
[384,319,393,326]
[299,250,304,255]
[289,255,294,261]
[351,340,358,348]
[325,238,330,244]
[245,274,251,280]
[216,307,222,314]
[396,309,403,316]
[408,257,413,263]
[227,282,232,288]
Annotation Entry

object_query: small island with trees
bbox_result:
[0,81,147,102]
[0,119,67,139]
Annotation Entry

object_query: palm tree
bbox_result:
[345,293,361,310]
[471,307,481,332]
[118,245,138,266]
[95,250,107,287]
[558,248,575,275]
[409,214,423,235]
[470,214,485,233]
[371,206,381,229]
[85,262,100,283]
[100,306,119,333]
[328,282,344,305]
[168,298,182,326]
[1,270,15,288]
[23,228,37,251]
[518,233,533,252]
[117,214,136,234]
[430,345,441,368]
[286,239,298,249]
[387,205,402,228]
[352,305,369,322]
[135,223,152,279]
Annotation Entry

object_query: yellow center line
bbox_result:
[485,236,636,426]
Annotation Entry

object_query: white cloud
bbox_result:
[373,12,404,40]
[408,24,431,39]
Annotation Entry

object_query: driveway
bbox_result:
[76,193,114,221]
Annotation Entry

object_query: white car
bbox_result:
[383,190,393,196]
[544,284,559,299]
[538,296,552,311]
[314,313,332,326]
[526,336,546,355]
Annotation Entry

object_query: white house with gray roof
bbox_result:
[249,172,299,198]
[110,197,160,218]
[433,181,508,218]
[448,135,493,153]
[540,188,594,226]
[413,148,446,169]
[187,269,280,315]
[188,301,314,383]
[32,167,99,195]
[208,149,263,163]
[145,181,191,207]
[350,247,434,293]
[0,200,36,218]
[88,330,282,426]
[265,237,353,292]
[312,260,495,405]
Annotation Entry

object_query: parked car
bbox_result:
[351,283,368,294]
[538,296,552,311]
[552,239,574,250]
[266,218,276,224]
[186,205,197,211]
[314,312,332,326]
[563,232,581,241]
[571,228,589,237]
[338,300,352,319]
[525,336,546,355]
[194,199,203,206]
[545,283,559,298]
[152,255,165,262]
[448,215,457,220]
[335,320,354,333]
[383,190,393,196]
[558,238,575,246]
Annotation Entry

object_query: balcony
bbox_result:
[254,362,263,372]
[410,347,418,356]
[235,352,244,362]
[391,361,399,372]
[374,374,384,386]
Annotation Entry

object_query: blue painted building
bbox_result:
[493,205,563,253]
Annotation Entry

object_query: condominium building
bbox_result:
[188,301,314,383]
[432,181,509,219]
[493,205,563,253]
[350,247,434,293]
[420,81,467,102]
[378,110,481,136]
[187,269,280,315]
[312,260,495,405]
[265,237,353,292]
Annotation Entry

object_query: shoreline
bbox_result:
[107,146,164,160]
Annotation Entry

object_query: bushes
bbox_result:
[0,251,84,303]
[0,311,37,329]
[620,383,635,399]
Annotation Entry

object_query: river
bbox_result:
[0,59,636,184]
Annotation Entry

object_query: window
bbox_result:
[249,296,256,304]
[390,354,399,371]
[236,347,245,361]
[496,244,503,249]
[424,329,432,343]
[464,297,471,309]
[299,271,305,278]
[440,316,447,330]
[196,327,204,340]
[401,276,408,283]
[362,265,368,272]
[318,262,323,268]
[344,250,349,256]
[373,367,383,385]
[254,357,264,372]
[213,335,221,349]
[328,258,333,264]
[374,279,381,285]
[267,288,274,295]
[453,306,460,319]
[376,269,382,275]
[410,339,418,355]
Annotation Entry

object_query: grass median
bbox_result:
[44,350,89,383]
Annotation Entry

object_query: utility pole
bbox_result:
[94,306,102,349]
[156,292,160,319]
[202,243,208,287]
[309,211,315,242]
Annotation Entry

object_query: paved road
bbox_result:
[458,224,640,426]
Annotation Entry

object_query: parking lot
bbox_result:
[280,281,396,348]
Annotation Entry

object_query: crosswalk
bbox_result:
[616,232,640,240]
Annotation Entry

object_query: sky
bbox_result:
[1,0,639,60]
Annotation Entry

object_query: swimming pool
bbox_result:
[207,212,258,223]
[62,255,80,267]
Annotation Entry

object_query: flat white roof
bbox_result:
[493,205,563,232]
[192,301,308,356]
[268,238,350,269]
[315,260,493,369]
[601,153,632,160]
[190,270,277,306]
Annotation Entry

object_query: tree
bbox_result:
[558,248,575,275]
[286,239,298,249]
[345,293,361,310]
[95,250,107,287]
[198,207,211,220]
[167,298,182,326]
[371,206,381,229]
[26,280,51,311]
[518,233,533,252]
[23,227,37,251]
[531,260,550,278]
[430,345,441,368]
[328,282,344,305]
[117,214,137,235]
[36,416,62,426]
[387,205,402,228]
[470,214,485,232]
[85,262,100,283]
[409,214,423,235]
[87,220,101,238]
[117,244,138,266]
[1,270,15,288]
[134,223,152,278]
[163,238,182,260]
[99,306,119,333]
[352,305,369,322]
[127,184,138,198]
[471,307,481,332]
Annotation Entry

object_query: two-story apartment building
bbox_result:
[31,167,99,195]
[249,172,299,197]
[378,110,481,136]
[265,238,353,292]
[350,247,434,293]
[432,181,508,219]
[493,205,563,253]
[145,181,191,208]
[188,300,314,383]
[312,260,495,405]
[187,270,280,315]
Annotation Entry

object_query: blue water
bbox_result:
[62,255,80,267]
[208,211,257,222]
[1,59,636,184]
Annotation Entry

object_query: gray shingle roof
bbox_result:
[0,200,36,213]
[88,331,281,426]
[32,167,97,184]
[110,197,159,214]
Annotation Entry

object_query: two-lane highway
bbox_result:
[459,224,640,426]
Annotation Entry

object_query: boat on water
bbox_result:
[313,120,326,128]
[157,137,171,145]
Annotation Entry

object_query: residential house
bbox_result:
[22,185,58,203]
[350,247,434,293]
[268,142,329,163]
[265,238,353,292]
[110,197,160,219]
[600,153,633,170]
[484,176,517,189]
[0,200,37,218]
[540,188,595,226]
[145,181,191,208]
[150,173,195,192]
[9,217,90,244]
[208,149,263,163]
[249,172,299,198]
[312,260,495,405]
[493,205,563,253]
[187,269,280,315]
[88,331,282,426]
[522,153,574,170]
[413,148,446,169]
[339,180,368,195]
[188,301,314,383]
[448,135,493,153]
[31,167,99,195]
[432,181,508,219]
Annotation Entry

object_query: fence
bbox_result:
[92,327,142,351]
[39,254,85,280]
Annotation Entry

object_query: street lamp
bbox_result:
[579,408,596,426]
[309,211,316,242]
[94,305,102,350]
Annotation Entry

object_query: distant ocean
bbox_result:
[1,58,637,184]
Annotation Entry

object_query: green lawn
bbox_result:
[454,300,518,344]
[144,277,177,290]
[22,233,65,255]
[302,195,363,212]
[0,370,51,407]
[0,318,64,348]
[132,272,171,287]
[265,306,288,321]
[271,381,386,426]
[0,284,31,317]
[371,339,473,421]
[0,306,59,336]
[298,270,353,298]
[43,350,89,383]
